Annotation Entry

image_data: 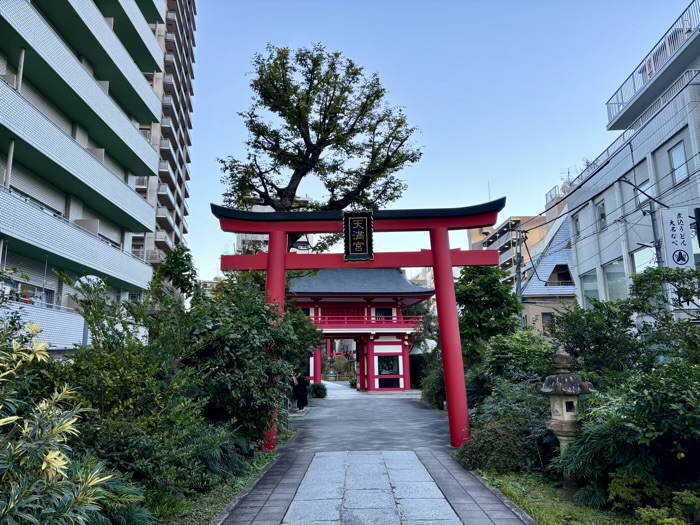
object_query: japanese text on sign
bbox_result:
[343,211,374,261]
[661,208,693,270]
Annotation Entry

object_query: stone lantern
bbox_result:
[537,350,593,496]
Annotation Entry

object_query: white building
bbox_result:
[569,1,700,307]
[0,0,195,349]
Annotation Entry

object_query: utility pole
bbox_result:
[515,228,524,328]
[649,199,665,268]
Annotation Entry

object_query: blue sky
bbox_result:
[187,0,690,280]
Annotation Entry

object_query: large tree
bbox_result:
[219,44,422,247]
[455,266,522,360]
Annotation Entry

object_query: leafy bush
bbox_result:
[548,300,644,384]
[636,490,700,525]
[420,355,446,410]
[331,355,352,375]
[463,380,553,473]
[456,417,533,473]
[0,310,150,524]
[484,331,554,382]
[348,376,357,389]
[409,353,429,389]
[309,383,327,399]
[188,280,320,443]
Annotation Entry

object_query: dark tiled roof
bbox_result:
[288,269,434,296]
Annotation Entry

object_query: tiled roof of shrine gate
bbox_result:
[288,269,434,296]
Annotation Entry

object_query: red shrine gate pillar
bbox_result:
[261,230,288,451]
[313,348,323,384]
[429,227,471,447]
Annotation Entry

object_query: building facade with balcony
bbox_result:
[0,0,192,348]
[568,1,700,307]
[133,0,196,266]
[481,216,548,287]
[288,269,433,392]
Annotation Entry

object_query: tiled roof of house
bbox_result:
[289,269,434,296]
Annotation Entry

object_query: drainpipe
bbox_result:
[4,139,15,188]
[16,47,25,93]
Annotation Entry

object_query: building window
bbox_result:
[301,307,311,316]
[632,247,656,274]
[541,312,554,332]
[635,178,653,206]
[596,201,607,231]
[580,271,599,309]
[670,142,689,183]
[374,308,393,318]
[377,356,400,375]
[572,215,580,237]
[604,259,628,301]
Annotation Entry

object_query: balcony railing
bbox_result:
[306,315,423,330]
[607,0,700,123]
[0,186,152,289]
[573,69,700,190]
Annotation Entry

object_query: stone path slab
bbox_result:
[221,383,533,525]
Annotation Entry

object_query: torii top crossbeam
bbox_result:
[211,197,506,449]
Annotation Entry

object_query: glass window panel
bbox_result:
[670,142,689,183]
[572,215,580,237]
[632,247,656,274]
[596,201,607,230]
[374,308,393,318]
[377,356,399,375]
[636,179,653,205]
[604,259,628,301]
[581,271,599,309]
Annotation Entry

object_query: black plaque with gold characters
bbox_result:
[343,211,374,261]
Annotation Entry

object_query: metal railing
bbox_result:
[0,186,148,263]
[306,315,423,328]
[607,0,700,123]
[131,248,166,264]
[572,69,700,190]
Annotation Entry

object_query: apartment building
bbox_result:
[568,1,700,307]
[134,0,195,266]
[0,0,195,349]
[482,216,548,287]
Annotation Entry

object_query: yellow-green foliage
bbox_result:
[0,322,121,524]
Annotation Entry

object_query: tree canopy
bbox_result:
[219,43,422,227]
[455,266,522,350]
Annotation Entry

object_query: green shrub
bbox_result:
[456,417,532,473]
[0,314,151,524]
[484,331,553,382]
[309,383,327,398]
[636,490,700,525]
[409,353,429,389]
[468,380,553,472]
[420,360,446,410]
[348,375,357,389]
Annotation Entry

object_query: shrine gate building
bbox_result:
[288,269,433,391]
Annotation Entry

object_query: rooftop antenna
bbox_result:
[487,181,491,200]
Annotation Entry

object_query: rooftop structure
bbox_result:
[567,2,700,307]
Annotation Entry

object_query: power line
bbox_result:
[519,88,700,232]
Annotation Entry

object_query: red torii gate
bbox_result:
[212,198,506,448]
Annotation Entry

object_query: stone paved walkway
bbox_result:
[221,383,532,525]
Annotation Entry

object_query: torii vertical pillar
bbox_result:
[314,348,323,384]
[261,230,287,451]
[430,227,471,447]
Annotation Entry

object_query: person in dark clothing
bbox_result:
[294,373,309,411]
